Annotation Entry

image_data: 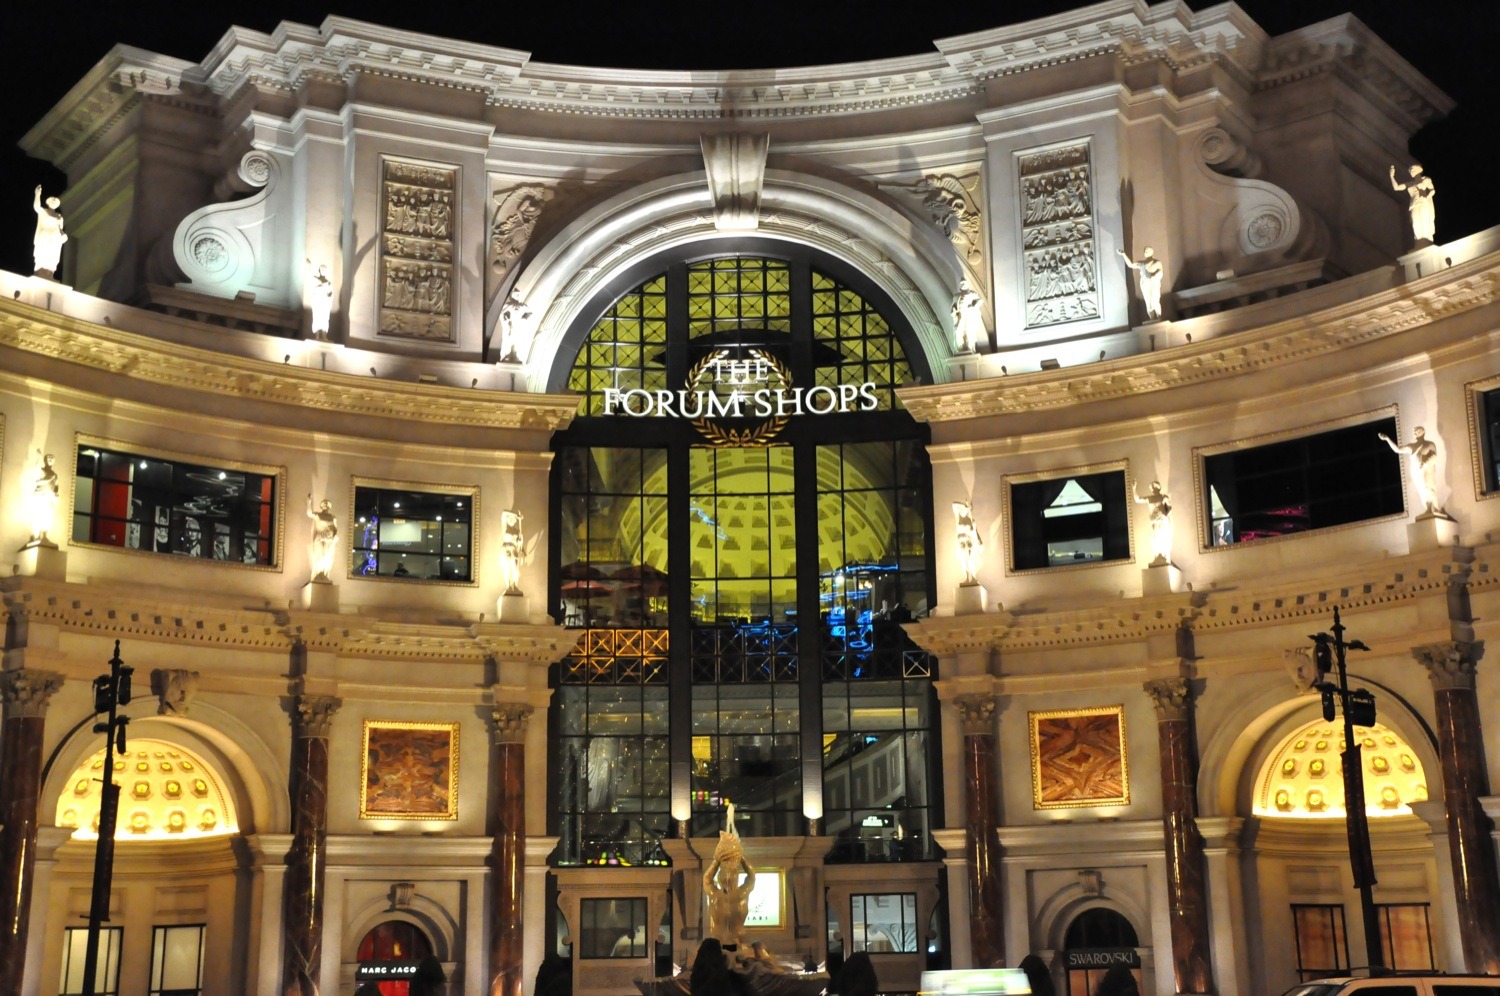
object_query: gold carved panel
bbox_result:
[379,160,457,342]
[1028,704,1129,810]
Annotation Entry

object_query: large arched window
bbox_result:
[549,245,937,866]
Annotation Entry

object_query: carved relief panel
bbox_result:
[1017,142,1100,329]
[878,168,989,301]
[379,160,457,342]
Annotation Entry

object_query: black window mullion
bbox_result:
[795,438,823,835]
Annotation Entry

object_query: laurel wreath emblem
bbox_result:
[688,348,791,447]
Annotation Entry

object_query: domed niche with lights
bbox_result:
[1254,719,1428,819]
[56,738,238,841]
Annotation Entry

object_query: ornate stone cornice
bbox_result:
[0,669,66,719]
[1411,640,1482,692]
[294,694,341,737]
[904,613,1012,657]
[489,699,533,744]
[469,623,583,665]
[1144,677,1190,722]
[899,257,1500,422]
[952,693,997,736]
[0,301,580,432]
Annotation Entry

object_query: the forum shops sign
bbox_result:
[602,348,878,446]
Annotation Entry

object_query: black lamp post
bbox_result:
[81,641,131,996]
[1309,608,1383,971]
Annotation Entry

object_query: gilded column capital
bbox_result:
[293,694,342,738]
[953,693,997,736]
[1412,640,1483,692]
[0,669,65,719]
[1144,677,1191,722]
[490,703,533,744]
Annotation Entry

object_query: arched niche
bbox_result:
[343,893,459,965]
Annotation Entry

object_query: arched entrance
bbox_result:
[1062,908,1141,995]
[355,920,436,994]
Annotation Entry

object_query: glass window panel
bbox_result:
[1292,905,1349,982]
[580,898,650,958]
[60,927,122,995]
[150,924,205,995]
[1378,904,1434,971]
[351,485,472,582]
[852,893,919,953]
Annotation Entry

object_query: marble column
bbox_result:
[282,694,340,996]
[489,703,531,996]
[0,669,64,996]
[955,694,1004,967]
[1144,678,1215,995]
[1411,642,1500,973]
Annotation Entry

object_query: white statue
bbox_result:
[306,259,333,338]
[306,494,339,582]
[1389,164,1436,245]
[952,500,982,585]
[951,279,985,353]
[33,186,67,280]
[152,668,201,717]
[1134,480,1173,566]
[27,452,60,546]
[499,509,525,595]
[498,294,535,363]
[1118,247,1164,321]
[1378,427,1447,517]
[702,800,755,948]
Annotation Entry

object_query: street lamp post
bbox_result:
[1309,608,1383,972]
[81,641,132,996]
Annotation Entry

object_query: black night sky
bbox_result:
[2,0,1496,278]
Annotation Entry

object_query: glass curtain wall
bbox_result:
[552,248,936,866]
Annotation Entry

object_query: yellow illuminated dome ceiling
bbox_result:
[1255,719,1428,819]
[56,738,237,841]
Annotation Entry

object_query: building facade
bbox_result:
[2,3,1499,995]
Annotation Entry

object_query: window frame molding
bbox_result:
[1190,405,1406,554]
[1001,458,1134,576]
[347,476,482,588]
[1464,372,1500,503]
[69,432,287,572]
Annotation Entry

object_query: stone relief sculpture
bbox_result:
[151,668,201,716]
[1117,247,1164,322]
[702,801,755,948]
[27,452,60,546]
[489,184,555,280]
[499,509,525,595]
[380,161,457,341]
[1389,164,1436,245]
[879,169,989,302]
[1134,480,1173,566]
[1379,427,1448,517]
[306,259,333,338]
[951,279,986,353]
[1018,144,1099,328]
[498,294,535,363]
[307,494,339,582]
[953,500,982,585]
[32,186,67,280]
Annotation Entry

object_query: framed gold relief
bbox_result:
[1028,705,1129,810]
[360,720,460,821]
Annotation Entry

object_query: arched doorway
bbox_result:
[356,920,435,995]
[1062,908,1140,995]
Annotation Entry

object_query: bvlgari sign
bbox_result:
[602,347,879,446]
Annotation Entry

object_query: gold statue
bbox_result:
[702,801,756,948]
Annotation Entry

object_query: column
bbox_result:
[954,693,1004,967]
[1144,678,1215,995]
[0,669,64,996]
[281,694,340,996]
[489,703,531,996]
[1411,642,1500,972]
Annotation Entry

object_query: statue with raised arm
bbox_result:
[499,508,525,595]
[307,259,334,338]
[1117,246,1163,321]
[1378,427,1447,517]
[33,185,67,280]
[1134,479,1173,566]
[27,452,60,546]
[951,278,985,354]
[306,494,339,582]
[702,801,755,949]
[1390,164,1436,245]
[952,500,982,585]
[498,293,535,363]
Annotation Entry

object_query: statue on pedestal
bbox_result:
[306,494,339,582]
[1117,247,1163,321]
[951,279,985,354]
[499,509,525,595]
[307,259,334,338]
[33,186,67,280]
[1134,480,1173,566]
[27,452,60,546]
[1389,164,1436,245]
[499,294,535,363]
[1378,427,1448,517]
[702,801,755,949]
[952,500,982,585]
